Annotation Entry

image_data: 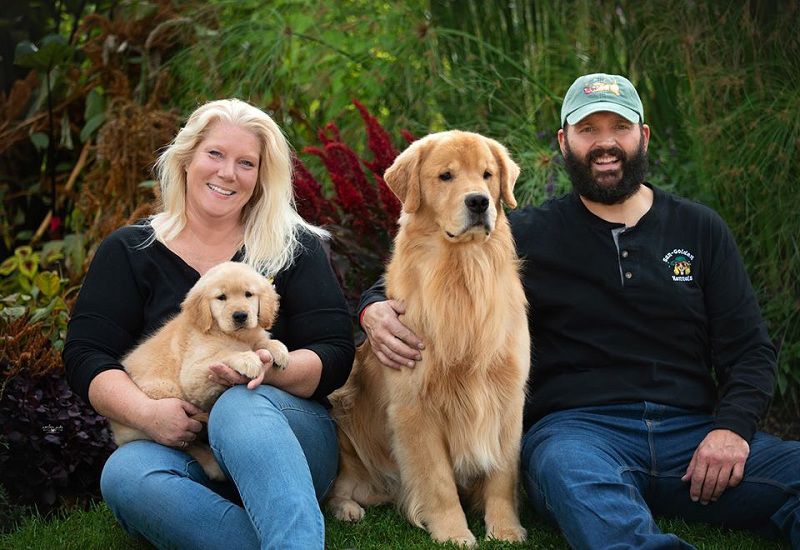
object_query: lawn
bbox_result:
[1,500,786,549]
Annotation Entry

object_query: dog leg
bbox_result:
[225,351,266,379]
[391,406,476,548]
[327,429,391,522]
[260,339,290,370]
[186,443,226,481]
[482,466,526,543]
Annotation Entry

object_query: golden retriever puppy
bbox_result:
[110,261,289,480]
[328,131,530,547]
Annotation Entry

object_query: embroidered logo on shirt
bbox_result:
[662,249,694,282]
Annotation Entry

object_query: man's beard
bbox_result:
[563,136,649,205]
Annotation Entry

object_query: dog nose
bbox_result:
[465,193,489,214]
[232,311,248,325]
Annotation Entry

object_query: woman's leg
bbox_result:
[101,439,258,550]
[208,385,338,550]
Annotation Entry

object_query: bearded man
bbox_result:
[357,73,799,548]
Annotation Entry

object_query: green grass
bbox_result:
[0,501,786,549]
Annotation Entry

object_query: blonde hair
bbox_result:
[150,99,327,275]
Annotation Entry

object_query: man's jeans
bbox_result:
[100,385,338,550]
[522,402,800,549]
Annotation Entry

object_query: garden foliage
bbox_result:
[1,0,798,514]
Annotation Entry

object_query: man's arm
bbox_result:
[358,277,424,369]
[682,210,776,504]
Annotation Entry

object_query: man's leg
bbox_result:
[647,409,800,547]
[521,404,694,549]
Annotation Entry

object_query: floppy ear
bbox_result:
[384,138,430,214]
[487,138,521,209]
[257,280,280,329]
[182,283,213,333]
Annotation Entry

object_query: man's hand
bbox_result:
[362,300,424,369]
[681,429,749,504]
[142,397,203,448]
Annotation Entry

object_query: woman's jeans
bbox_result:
[101,385,338,550]
[522,402,800,549]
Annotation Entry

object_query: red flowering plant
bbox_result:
[295,100,409,315]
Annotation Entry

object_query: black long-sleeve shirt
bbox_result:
[359,185,776,441]
[63,223,355,407]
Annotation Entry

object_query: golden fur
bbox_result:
[110,261,289,480]
[328,131,530,547]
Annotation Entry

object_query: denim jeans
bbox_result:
[521,402,800,549]
[100,385,338,550]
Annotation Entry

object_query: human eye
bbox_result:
[578,125,594,134]
[208,149,223,158]
[239,159,256,169]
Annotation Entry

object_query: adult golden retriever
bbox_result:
[328,131,530,547]
[109,261,289,480]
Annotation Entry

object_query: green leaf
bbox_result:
[0,257,17,276]
[34,271,62,298]
[30,132,49,151]
[14,35,73,71]
[85,87,106,120]
[138,180,156,189]
[80,112,106,142]
[60,111,74,149]
[0,306,26,321]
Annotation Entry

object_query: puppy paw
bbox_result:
[228,352,264,379]
[486,522,527,543]
[268,341,290,371]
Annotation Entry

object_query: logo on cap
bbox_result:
[584,81,622,96]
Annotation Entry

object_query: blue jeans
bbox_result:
[521,402,800,549]
[101,385,338,550]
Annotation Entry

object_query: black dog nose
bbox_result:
[465,193,489,214]
[232,311,248,324]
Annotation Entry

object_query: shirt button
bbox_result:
[624,271,633,279]
[621,250,629,258]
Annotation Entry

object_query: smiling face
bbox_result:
[184,121,261,223]
[558,111,650,205]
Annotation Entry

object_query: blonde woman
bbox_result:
[64,99,354,549]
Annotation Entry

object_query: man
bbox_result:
[358,73,799,548]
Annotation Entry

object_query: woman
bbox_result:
[63,99,355,549]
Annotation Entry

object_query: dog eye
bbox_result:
[217,294,227,301]
[439,171,452,181]
[483,171,492,179]
[245,291,253,298]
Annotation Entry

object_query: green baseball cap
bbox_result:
[561,73,644,127]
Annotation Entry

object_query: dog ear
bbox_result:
[257,280,280,329]
[182,283,213,333]
[487,138,521,209]
[384,138,430,214]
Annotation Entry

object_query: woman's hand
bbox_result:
[141,397,204,448]
[207,350,274,390]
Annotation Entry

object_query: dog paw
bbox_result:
[269,341,290,371]
[332,500,365,522]
[431,530,477,548]
[486,522,527,543]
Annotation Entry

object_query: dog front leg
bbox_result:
[482,464,526,542]
[390,404,476,548]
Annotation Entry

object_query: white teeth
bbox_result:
[207,183,234,196]
[594,155,619,165]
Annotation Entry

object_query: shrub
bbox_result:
[0,369,115,512]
